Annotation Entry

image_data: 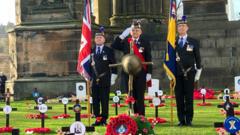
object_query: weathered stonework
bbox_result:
[5,0,240,99]
[0,33,10,78]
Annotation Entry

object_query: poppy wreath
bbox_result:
[105,114,137,135]
[25,114,48,119]
[0,127,13,133]
[25,128,51,134]
[132,114,155,135]
[52,114,71,119]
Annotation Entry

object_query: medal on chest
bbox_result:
[186,44,194,51]
[103,55,108,60]
[139,47,144,53]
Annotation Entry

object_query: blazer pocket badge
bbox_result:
[103,55,108,60]
[186,45,193,51]
[139,47,144,53]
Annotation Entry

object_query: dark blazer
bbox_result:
[111,35,152,74]
[90,45,117,87]
[175,36,201,76]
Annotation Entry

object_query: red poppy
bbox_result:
[25,127,51,133]
[149,103,166,108]
[215,127,227,135]
[194,88,216,100]
[0,127,13,133]
[25,114,48,119]
[196,103,212,106]
[125,96,135,104]
[148,117,167,125]
[105,114,137,135]
[111,104,127,107]
[235,110,240,115]
[52,114,71,119]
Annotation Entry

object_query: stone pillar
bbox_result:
[110,0,166,26]
[15,0,21,25]
[136,0,145,14]
[112,0,121,16]
[93,0,111,25]
[122,0,127,15]
[163,0,170,16]
[127,0,135,15]
[145,0,151,15]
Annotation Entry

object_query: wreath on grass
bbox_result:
[105,114,137,135]
[133,114,155,135]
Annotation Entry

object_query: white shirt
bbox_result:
[95,45,104,54]
[178,34,188,46]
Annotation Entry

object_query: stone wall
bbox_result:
[0,33,10,79]
[10,27,81,78]
[16,0,83,25]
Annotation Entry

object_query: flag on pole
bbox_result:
[163,0,177,88]
[77,0,92,81]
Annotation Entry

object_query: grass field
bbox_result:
[0,96,239,135]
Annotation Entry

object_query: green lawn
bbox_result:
[0,97,238,135]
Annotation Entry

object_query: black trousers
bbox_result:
[121,70,146,116]
[92,85,110,120]
[175,72,195,123]
[0,85,5,95]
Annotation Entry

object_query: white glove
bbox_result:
[111,74,118,85]
[146,73,151,81]
[119,27,132,40]
[194,68,202,82]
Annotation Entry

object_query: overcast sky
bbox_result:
[0,0,15,25]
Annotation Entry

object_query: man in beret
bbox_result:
[111,21,152,116]
[175,16,202,126]
[91,30,117,126]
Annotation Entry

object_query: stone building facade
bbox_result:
[6,0,240,98]
[0,32,10,79]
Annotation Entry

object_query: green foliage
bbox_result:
[0,98,237,135]
[132,115,155,135]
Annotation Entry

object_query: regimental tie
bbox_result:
[97,46,101,55]
[179,37,184,48]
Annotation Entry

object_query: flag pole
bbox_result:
[86,80,91,126]
[170,81,174,126]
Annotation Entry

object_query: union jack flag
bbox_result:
[77,0,92,80]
